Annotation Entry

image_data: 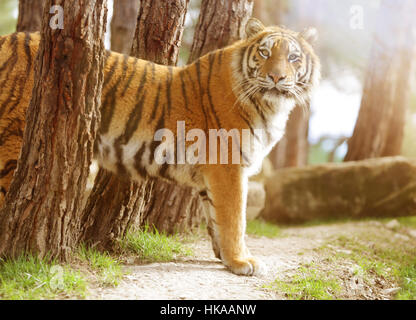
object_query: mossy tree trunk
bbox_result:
[0,0,108,260]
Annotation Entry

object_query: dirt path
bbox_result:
[88,221,416,300]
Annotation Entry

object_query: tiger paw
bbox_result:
[226,257,268,277]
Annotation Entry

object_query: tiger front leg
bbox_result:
[203,165,267,276]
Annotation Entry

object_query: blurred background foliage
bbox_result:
[0,0,17,36]
[1,0,415,164]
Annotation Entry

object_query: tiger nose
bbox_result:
[268,73,287,84]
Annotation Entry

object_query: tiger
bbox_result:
[0,18,320,276]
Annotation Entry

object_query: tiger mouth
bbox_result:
[262,87,291,96]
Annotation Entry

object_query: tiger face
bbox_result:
[234,18,321,107]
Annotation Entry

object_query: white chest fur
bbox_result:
[244,96,296,177]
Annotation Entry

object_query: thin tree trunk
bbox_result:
[16,0,45,32]
[80,0,192,247]
[344,0,416,161]
[0,0,107,260]
[110,0,139,54]
[188,0,254,63]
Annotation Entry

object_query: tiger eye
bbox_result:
[288,54,300,62]
[258,48,270,59]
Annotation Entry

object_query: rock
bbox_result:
[386,219,400,230]
[382,287,400,295]
[246,181,266,221]
[408,229,416,239]
[262,157,416,224]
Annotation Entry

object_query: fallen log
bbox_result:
[261,157,416,224]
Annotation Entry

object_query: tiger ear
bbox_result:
[300,27,318,44]
[245,18,265,38]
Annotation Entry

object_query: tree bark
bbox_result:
[16,0,45,32]
[0,0,107,260]
[344,0,416,161]
[131,0,189,66]
[80,0,192,247]
[188,0,254,63]
[110,0,139,54]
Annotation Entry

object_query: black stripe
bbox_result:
[114,90,148,177]
[0,160,17,178]
[119,54,129,85]
[206,52,222,129]
[149,106,166,164]
[195,60,209,131]
[123,92,147,142]
[158,163,173,181]
[0,33,18,73]
[151,63,156,83]
[250,96,267,125]
[23,32,32,73]
[239,112,256,138]
[166,67,173,116]
[113,63,150,174]
[0,119,24,146]
[100,83,119,135]
[199,190,213,205]
[150,82,162,120]
[103,54,120,87]
[121,58,138,97]
[134,142,148,178]
[2,34,28,114]
[0,186,6,195]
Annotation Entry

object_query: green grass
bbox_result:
[396,217,416,229]
[322,234,416,300]
[0,254,87,300]
[396,260,416,300]
[120,225,193,263]
[77,245,124,287]
[266,266,341,300]
[246,219,280,238]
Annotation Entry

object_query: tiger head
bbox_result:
[232,18,321,109]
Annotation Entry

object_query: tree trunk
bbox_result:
[344,0,416,161]
[16,0,45,32]
[270,106,309,169]
[262,157,416,224]
[80,0,192,247]
[0,0,107,260]
[188,0,254,63]
[131,0,189,66]
[110,0,139,54]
